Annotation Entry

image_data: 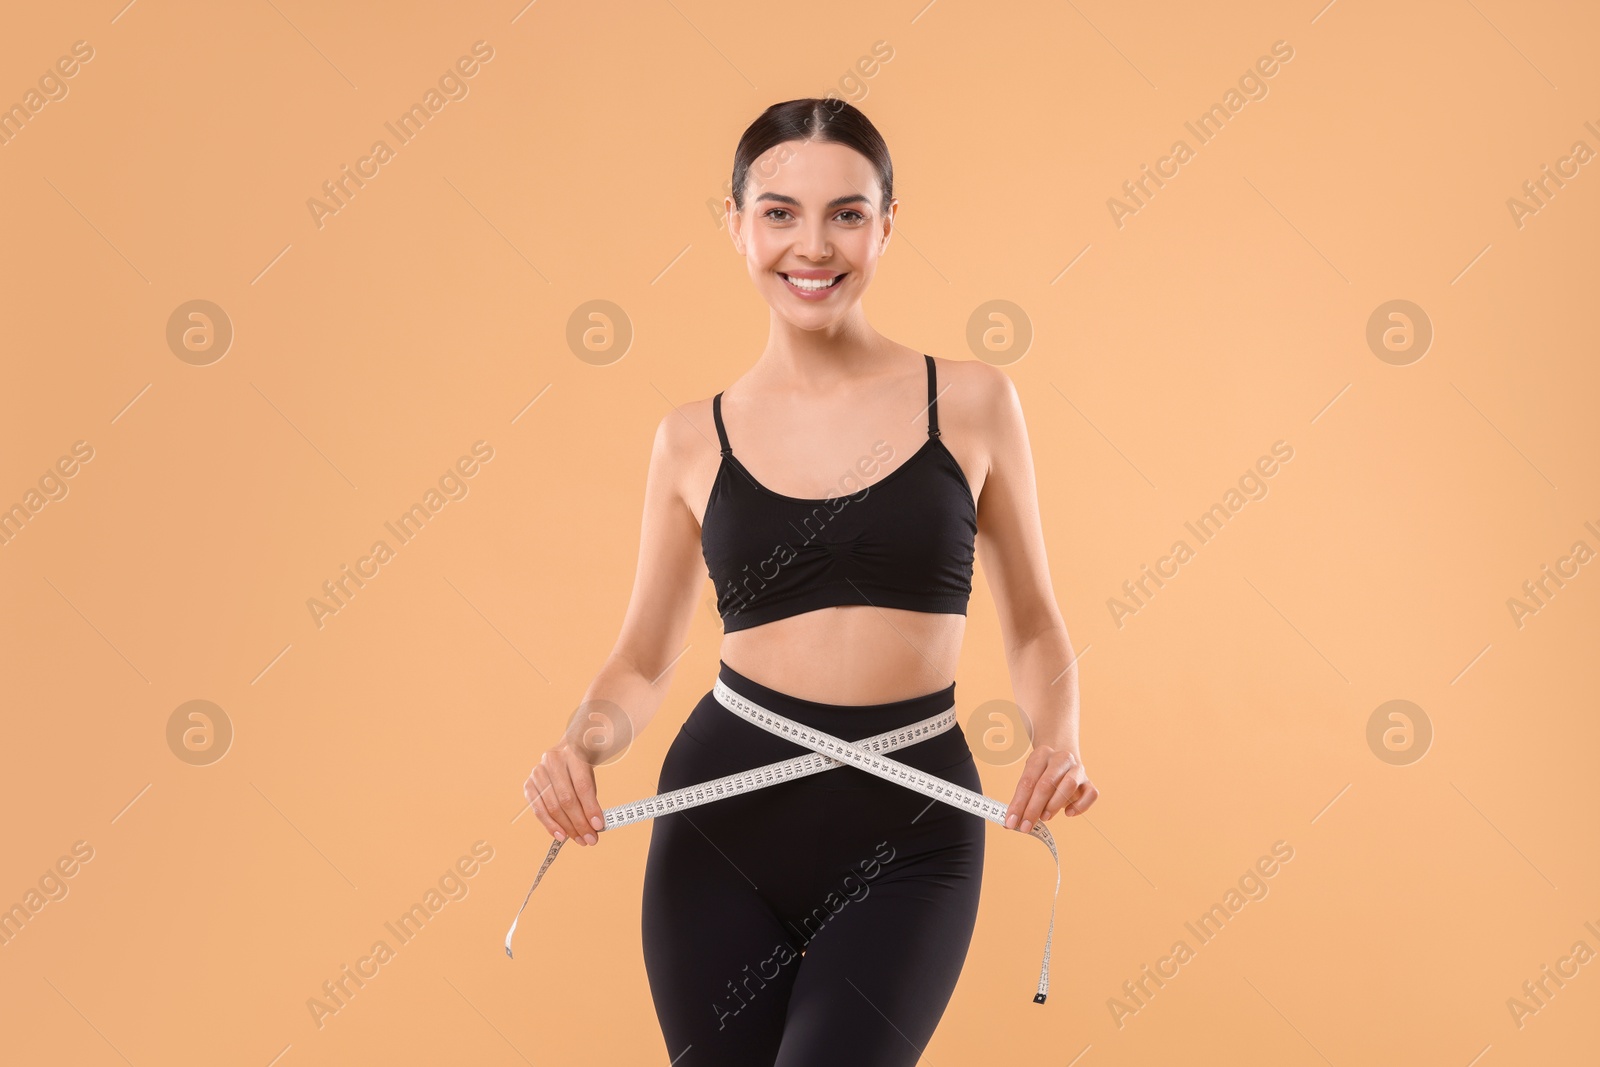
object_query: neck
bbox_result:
[755,311,895,392]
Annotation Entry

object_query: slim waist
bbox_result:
[677,661,967,775]
[714,660,958,739]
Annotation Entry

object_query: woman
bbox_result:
[521,98,1097,1065]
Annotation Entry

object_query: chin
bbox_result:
[772,303,855,327]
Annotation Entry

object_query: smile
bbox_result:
[779,272,846,293]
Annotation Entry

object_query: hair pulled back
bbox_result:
[730,98,893,215]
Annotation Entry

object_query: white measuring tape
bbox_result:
[506,677,1060,1004]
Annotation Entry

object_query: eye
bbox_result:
[836,210,866,223]
[762,208,792,222]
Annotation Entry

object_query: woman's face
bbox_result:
[726,139,895,330]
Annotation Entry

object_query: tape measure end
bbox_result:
[1033,993,1047,1004]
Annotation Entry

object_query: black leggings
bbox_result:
[641,661,985,1066]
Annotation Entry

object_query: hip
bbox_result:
[655,661,986,843]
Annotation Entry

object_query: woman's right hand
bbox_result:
[524,739,606,847]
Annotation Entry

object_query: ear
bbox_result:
[879,198,898,252]
[726,195,745,254]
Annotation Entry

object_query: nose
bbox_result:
[792,217,831,260]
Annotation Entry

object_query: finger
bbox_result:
[1004,750,1050,829]
[1061,781,1099,816]
[525,786,564,841]
[544,759,596,846]
[567,756,607,840]
[527,766,573,841]
[1041,775,1085,821]
[538,764,586,844]
[1018,757,1074,832]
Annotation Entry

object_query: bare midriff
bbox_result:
[719,608,965,705]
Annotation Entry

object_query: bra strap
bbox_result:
[924,354,941,439]
[712,392,732,456]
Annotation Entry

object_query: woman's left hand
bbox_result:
[1004,746,1097,834]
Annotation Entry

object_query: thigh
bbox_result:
[641,729,804,1066]
[773,776,985,1067]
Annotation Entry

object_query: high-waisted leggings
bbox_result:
[641,661,985,1066]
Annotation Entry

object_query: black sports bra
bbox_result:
[701,354,978,633]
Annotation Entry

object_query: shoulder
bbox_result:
[651,393,724,465]
[929,354,1018,425]
[639,395,724,512]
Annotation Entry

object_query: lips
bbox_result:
[778,272,846,292]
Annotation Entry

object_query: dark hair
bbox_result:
[730,98,894,215]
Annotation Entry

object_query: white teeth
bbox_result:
[783,273,841,291]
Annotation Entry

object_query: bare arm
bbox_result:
[523,406,710,846]
[970,365,1098,832]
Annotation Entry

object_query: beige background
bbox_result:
[2,0,1597,1064]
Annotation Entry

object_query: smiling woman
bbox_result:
[519,97,1095,1067]
[725,104,894,324]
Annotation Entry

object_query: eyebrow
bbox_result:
[753,192,871,209]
